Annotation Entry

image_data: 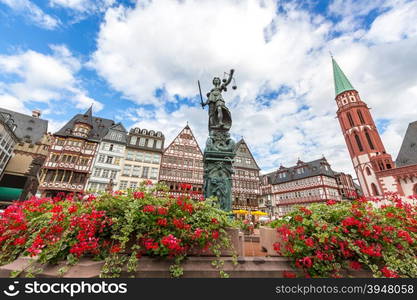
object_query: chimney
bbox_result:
[32,110,41,118]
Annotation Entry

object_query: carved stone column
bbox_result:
[203,130,235,212]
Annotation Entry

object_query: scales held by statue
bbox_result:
[199,69,237,213]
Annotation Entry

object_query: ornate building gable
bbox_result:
[233,138,261,171]
[54,106,115,142]
[39,107,115,196]
[159,124,203,197]
[260,157,344,216]
[232,138,261,209]
[267,157,334,185]
[396,121,417,167]
[102,123,128,144]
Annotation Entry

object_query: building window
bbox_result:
[357,110,365,124]
[153,154,160,164]
[135,152,143,162]
[110,170,117,179]
[119,181,128,190]
[156,140,162,149]
[145,153,152,163]
[413,184,417,195]
[123,165,132,176]
[355,134,363,152]
[102,169,109,178]
[142,167,149,178]
[132,166,141,177]
[106,156,113,164]
[366,167,371,176]
[93,168,101,177]
[148,138,154,147]
[371,183,379,196]
[139,138,146,146]
[130,136,137,145]
[150,168,158,179]
[365,130,375,150]
[98,154,105,163]
[129,182,137,189]
[347,112,354,127]
[126,151,134,160]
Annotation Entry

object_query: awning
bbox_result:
[0,187,23,201]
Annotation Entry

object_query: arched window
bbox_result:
[365,130,375,150]
[366,167,371,176]
[371,183,379,196]
[357,110,365,124]
[355,134,363,152]
[347,112,354,127]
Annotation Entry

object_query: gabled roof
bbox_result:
[163,124,203,156]
[75,106,94,127]
[332,57,355,96]
[102,122,128,144]
[262,157,335,185]
[54,108,115,142]
[396,121,417,167]
[233,138,261,170]
[0,107,48,143]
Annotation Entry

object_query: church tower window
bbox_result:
[358,110,365,124]
[347,112,354,127]
[371,183,379,196]
[365,130,375,150]
[354,134,363,152]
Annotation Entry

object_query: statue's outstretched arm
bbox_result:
[222,69,234,89]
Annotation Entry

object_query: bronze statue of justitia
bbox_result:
[200,69,235,131]
[200,69,237,212]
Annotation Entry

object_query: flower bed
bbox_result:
[270,194,417,278]
[0,182,238,278]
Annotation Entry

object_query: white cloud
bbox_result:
[0,0,59,29]
[90,0,417,177]
[49,0,115,13]
[0,45,103,121]
[0,94,29,113]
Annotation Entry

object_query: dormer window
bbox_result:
[73,124,90,138]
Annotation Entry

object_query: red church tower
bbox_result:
[332,57,395,197]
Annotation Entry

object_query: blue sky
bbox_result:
[1,0,417,176]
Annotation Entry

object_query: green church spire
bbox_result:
[332,57,355,96]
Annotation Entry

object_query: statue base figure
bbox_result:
[203,129,235,212]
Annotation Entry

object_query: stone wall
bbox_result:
[0,256,372,278]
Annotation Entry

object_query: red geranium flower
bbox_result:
[304,237,314,247]
[133,192,145,199]
[211,230,219,240]
[156,218,168,227]
[326,200,337,205]
[283,271,297,278]
[111,244,121,253]
[349,261,362,270]
[381,266,399,278]
[143,205,155,213]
